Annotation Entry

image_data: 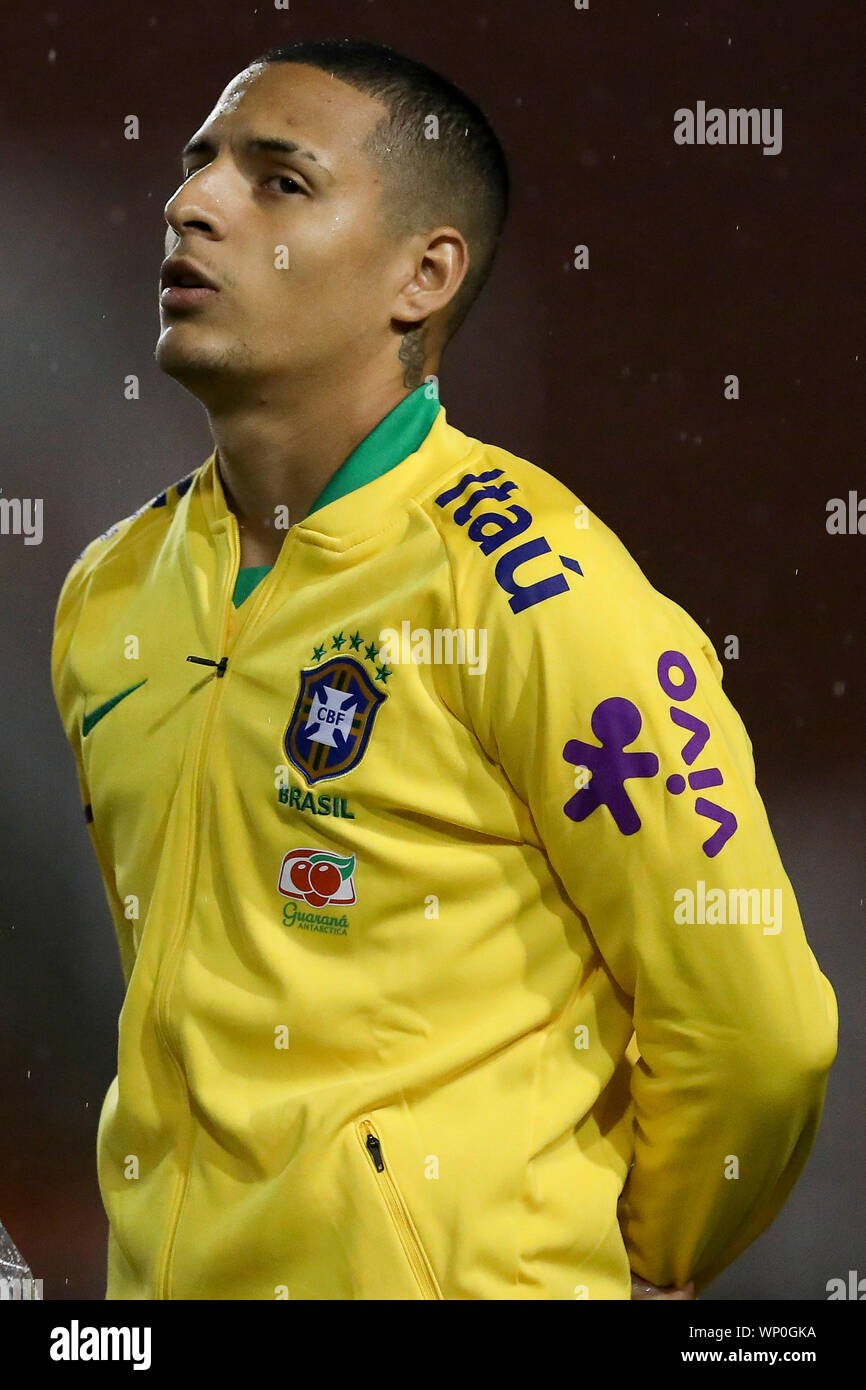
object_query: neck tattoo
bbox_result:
[398,325,427,389]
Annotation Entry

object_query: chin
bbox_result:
[155,327,240,382]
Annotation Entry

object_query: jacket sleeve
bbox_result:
[455,492,838,1295]
[51,550,137,989]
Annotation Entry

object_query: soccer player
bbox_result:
[51,38,837,1301]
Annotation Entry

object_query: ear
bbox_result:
[392,228,470,325]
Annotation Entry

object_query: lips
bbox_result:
[160,256,219,291]
[159,255,220,310]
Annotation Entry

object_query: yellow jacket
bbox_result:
[51,385,837,1299]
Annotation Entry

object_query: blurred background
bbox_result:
[0,0,862,1299]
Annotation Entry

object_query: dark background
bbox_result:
[0,0,862,1300]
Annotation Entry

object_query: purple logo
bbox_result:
[562,650,738,857]
[434,468,583,614]
[563,698,658,834]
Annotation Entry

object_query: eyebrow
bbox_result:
[179,135,333,179]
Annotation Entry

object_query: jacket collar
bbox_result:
[302,382,442,517]
[199,384,476,549]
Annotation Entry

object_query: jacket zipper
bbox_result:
[153,517,296,1297]
[152,547,237,1300]
[357,1119,442,1300]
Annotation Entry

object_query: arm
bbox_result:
[51,550,137,989]
[456,491,838,1295]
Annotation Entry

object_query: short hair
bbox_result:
[250,37,510,345]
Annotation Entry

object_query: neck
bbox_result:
[209,364,428,568]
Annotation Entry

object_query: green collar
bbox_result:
[231,383,441,606]
[301,382,441,520]
[232,564,273,607]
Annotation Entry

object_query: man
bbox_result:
[51,37,837,1301]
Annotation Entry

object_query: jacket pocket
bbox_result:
[356,1117,443,1300]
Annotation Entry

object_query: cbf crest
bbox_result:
[285,644,390,786]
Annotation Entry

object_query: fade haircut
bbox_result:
[251,37,510,345]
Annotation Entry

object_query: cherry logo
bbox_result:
[278,848,357,907]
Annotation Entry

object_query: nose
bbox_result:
[163,168,228,247]
[164,192,218,245]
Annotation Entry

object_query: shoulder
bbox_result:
[421,429,697,643]
[53,469,198,629]
[423,432,736,773]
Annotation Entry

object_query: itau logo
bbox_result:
[278,848,357,907]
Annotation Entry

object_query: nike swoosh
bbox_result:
[82,679,148,737]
